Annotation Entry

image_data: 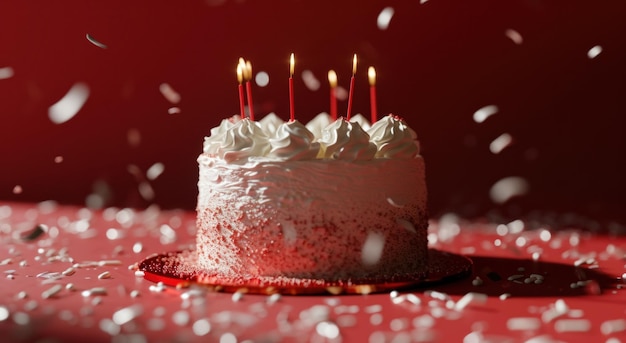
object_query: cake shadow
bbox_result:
[137,249,471,295]
[418,255,623,298]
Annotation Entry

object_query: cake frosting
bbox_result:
[196,113,428,283]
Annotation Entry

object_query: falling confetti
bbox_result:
[0,66,14,80]
[377,7,395,30]
[159,83,181,104]
[489,133,513,154]
[54,156,64,163]
[361,232,385,266]
[587,45,603,59]
[48,82,90,124]
[12,185,23,194]
[167,107,181,115]
[255,71,270,87]
[86,34,108,49]
[505,29,523,45]
[473,105,498,123]
[302,70,321,91]
[146,163,165,180]
[335,86,348,101]
[138,182,155,201]
[489,176,529,204]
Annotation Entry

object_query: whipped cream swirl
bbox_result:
[210,118,270,163]
[202,113,420,163]
[203,115,241,154]
[259,112,284,136]
[305,112,332,141]
[318,119,377,161]
[268,120,320,160]
[367,114,419,158]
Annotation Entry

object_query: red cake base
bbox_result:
[137,249,472,295]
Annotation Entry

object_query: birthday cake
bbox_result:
[195,112,428,284]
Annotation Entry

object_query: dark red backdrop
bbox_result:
[1,0,625,227]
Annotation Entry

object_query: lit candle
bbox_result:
[289,53,295,122]
[236,61,245,118]
[245,60,255,121]
[346,54,357,121]
[328,70,338,120]
[368,66,377,123]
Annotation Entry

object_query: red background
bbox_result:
[1,0,625,227]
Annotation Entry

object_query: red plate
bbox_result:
[137,249,472,295]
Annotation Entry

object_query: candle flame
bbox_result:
[352,54,357,75]
[328,70,337,88]
[236,63,243,84]
[245,60,252,81]
[289,53,295,77]
[368,66,376,86]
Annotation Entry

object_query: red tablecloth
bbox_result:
[1,201,624,342]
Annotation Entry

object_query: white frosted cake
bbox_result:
[195,113,428,284]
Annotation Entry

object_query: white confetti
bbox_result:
[133,242,144,253]
[219,332,237,343]
[147,163,165,181]
[13,312,30,325]
[168,107,181,115]
[172,310,190,326]
[193,318,212,336]
[0,306,9,321]
[361,232,385,266]
[473,105,498,123]
[489,133,513,154]
[489,176,529,204]
[587,45,603,59]
[106,228,123,240]
[86,34,108,49]
[82,287,107,297]
[255,71,269,87]
[507,317,541,331]
[505,29,523,45]
[554,319,591,332]
[302,70,321,91]
[316,321,340,339]
[48,82,90,124]
[377,7,395,30]
[13,185,23,194]
[41,284,63,299]
[601,319,626,335]
[0,66,14,80]
[334,85,348,101]
[113,305,143,325]
[98,271,111,279]
[138,182,155,201]
[159,83,181,104]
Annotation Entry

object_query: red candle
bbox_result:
[244,60,255,121]
[368,66,377,123]
[236,62,245,118]
[289,53,295,122]
[346,54,357,121]
[328,70,338,120]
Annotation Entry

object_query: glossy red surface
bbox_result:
[1,202,624,342]
[1,1,625,224]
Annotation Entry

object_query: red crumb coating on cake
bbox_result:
[195,156,428,282]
